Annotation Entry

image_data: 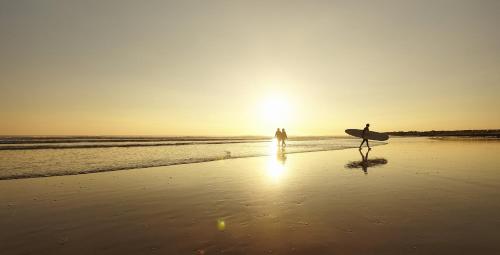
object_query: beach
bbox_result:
[1,137,499,254]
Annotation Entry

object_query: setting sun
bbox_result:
[259,96,294,129]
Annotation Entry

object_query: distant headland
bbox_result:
[386,130,500,138]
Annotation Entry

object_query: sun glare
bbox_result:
[260,96,293,127]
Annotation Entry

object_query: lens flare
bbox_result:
[217,219,226,231]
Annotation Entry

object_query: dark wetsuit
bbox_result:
[360,127,370,148]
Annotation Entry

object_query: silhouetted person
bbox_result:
[359,123,371,149]
[275,128,282,147]
[281,128,288,147]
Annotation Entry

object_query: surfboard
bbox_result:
[345,129,389,141]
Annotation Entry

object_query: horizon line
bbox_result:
[0,129,499,137]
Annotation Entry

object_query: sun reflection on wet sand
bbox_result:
[266,139,287,183]
[266,158,285,181]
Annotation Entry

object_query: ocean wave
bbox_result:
[0,136,345,145]
[0,140,267,151]
[0,138,385,180]
[0,144,377,180]
[0,136,269,144]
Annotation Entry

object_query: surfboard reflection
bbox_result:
[345,149,388,174]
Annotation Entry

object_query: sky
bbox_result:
[1,0,499,136]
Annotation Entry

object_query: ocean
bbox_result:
[0,136,382,180]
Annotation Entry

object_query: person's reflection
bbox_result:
[345,148,388,174]
[359,149,369,174]
[276,147,287,164]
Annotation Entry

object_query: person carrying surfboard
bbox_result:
[275,128,282,147]
[359,124,371,149]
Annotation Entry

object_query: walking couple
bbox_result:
[274,128,288,147]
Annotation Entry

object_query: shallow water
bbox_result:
[0,136,383,179]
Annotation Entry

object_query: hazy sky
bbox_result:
[1,0,499,136]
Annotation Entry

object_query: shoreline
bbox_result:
[0,143,387,181]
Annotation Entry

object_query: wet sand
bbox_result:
[1,138,499,254]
